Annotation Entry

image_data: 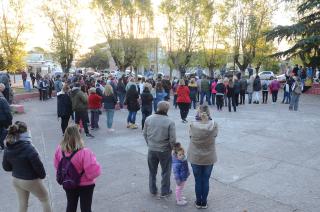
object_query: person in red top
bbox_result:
[88,87,102,130]
[177,79,191,123]
[269,77,281,103]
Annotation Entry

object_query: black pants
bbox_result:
[64,184,95,212]
[216,95,224,110]
[228,96,236,112]
[61,115,70,134]
[262,91,268,103]
[240,90,246,104]
[142,110,152,130]
[271,91,278,102]
[148,150,172,195]
[90,110,100,129]
[3,88,10,102]
[178,103,190,121]
[75,111,89,134]
[0,127,8,149]
[39,89,47,101]
[234,93,239,106]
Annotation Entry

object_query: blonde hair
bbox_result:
[89,87,96,94]
[60,125,84,152]
[104,84,113,96]
[179,79,185,86]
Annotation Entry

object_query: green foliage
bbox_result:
[0,0,27,74]
[266,0,320,67]
[92,0,153,72]
[77,45,109,70]
[42,0,79,73]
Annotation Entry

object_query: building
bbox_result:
[26,53,62,76]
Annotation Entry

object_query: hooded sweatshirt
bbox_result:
[70,87,88,112]
[188,120,218,165]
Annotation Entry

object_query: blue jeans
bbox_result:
[200,91,211,105]
[127,111,137,124]
[0,127,8,149]
[289,93,300,111]
[282,91,290,103]
[191,164,213,206]
[105,109,115,129]
[118,92,125,109]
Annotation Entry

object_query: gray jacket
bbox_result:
[143,114,176,152]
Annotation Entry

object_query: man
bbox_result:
[54,75,63,93]
[70,83,94,138]
[239,77,247,104]
[21,70,27,87]
[143,101,176,197]
[30,71,36,88]
[0,83,12,150]
[0,71,10,101]
[200,76,211,105]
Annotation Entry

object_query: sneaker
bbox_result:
[194,201,202,209]
[86,133,94,138]
[130,124,138,129]
[177,199,188,206]
[107,128,115,132]
[127,123,131,128]
[202,203,208,209]
[160,190,172,198]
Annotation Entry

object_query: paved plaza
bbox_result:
[1,94,320,212]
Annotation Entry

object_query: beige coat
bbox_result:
[187,120,218,165]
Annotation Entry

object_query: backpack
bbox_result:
[262,83,268,90]
[56,150,84,189]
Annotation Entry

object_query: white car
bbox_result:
[276,74,286,82]
[258,71,275,80]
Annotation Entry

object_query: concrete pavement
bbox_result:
[1,93,319,212]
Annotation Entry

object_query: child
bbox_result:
[172,143,190,206]
[195,103,212,121]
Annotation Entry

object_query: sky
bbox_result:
[21,0,294,55]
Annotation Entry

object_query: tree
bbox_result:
[77,44,109,70]
[160,0,213,77]
[225,0,274,73]
[92,0,153,73]
[266,0,320,68]
[42,0,80,73]
[0,0,27,78]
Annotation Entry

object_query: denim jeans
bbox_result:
[127,111,137,124]
[248,93,253,104]
[289,93,300,111]
[228,96,236,112]
[282,91,291,103]
[191,164,213,206]
[148,150,172,195]
[173,95,178,108]
[211,93,216,105]
[190,97,197,109]
[118,92,125,109]
[105,109,115,129]
[200,91,211,105]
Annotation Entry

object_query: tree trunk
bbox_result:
[179,66,186,78]
[209,66,214,78]
[169,66,173,81]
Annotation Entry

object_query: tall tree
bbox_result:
[0,0,27,78]
[266,0,320,68]
[92,0,153,73]
[42,0,80,73]
[77,44,109,70]
[225,0,274,73]
[160,0,213,77]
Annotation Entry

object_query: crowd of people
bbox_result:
[0,64,312,211]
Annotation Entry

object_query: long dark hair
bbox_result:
[127,84,138,97]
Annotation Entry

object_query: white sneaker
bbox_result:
[108,128,115,132]
[177,200,188,206]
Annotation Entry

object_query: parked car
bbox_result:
[276,74,286,83]
[258,71,275,80]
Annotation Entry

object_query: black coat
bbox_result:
[0,95,12,128]
[125,92,140,112]
[215,83,225,94]
[141,91,153,113]
[253,78,262,91]
[227,85,235,97]
[2,140,46,180]
[234,81,241,94]
[102,94,117,110]
[57,93,73,118]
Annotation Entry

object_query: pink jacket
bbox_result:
[269,80,281,92]
[54,146,101,186]
[211,81,217,94]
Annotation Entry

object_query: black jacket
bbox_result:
[234,81,241,94]
[253,77,262,91]
[215,83,225,94]
[0,94,12,128]
[125,92,140,112]
[2,137,46,180]
[227,85,235,97]
[102,94,117,110]
[57,92,73,117]
[141,91,153,113]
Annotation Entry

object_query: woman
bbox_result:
[140,84,153,130]
[125,84,140,129]
[247,75,254,104]
[233,77,241,106]
[102,84,117,132]
[176,79,191,123]
[210,79,217,106]
[88,87,102,130]
[188,112,218,209]
[226,79,236,112]
[2,121,52,212]
[57,84,73,135]
[215,79,225,111]
[153,82,167,112]
[253,75,262,104]
[188,78,198,109]
[54,125,101,212]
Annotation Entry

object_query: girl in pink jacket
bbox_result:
[54,125,101,212]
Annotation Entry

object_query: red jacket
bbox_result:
[177,85,191,103]
[88,94,102,109]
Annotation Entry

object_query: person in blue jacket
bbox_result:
[172,142,190,206]
[153,82,167,112]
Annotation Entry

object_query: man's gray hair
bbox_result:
[157,101,170,113]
